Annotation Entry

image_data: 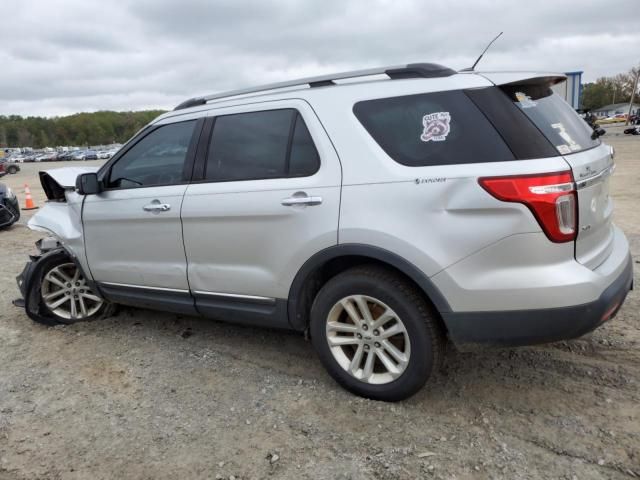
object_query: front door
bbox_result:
[83,118,201,311]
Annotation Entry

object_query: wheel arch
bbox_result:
[287,244,451,331]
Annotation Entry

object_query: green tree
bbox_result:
[581,66,639,111]
[37,130,50,149]
[0,110,165,148]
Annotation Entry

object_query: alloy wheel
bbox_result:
[325,295,411,385]
[41,263,103,320]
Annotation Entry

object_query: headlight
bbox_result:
[4,187,15,199]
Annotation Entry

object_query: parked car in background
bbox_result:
[70,150,99,161]
[36,152,58,162]
[97,150,112,159]
[0,158,20,174]
[57,151,77,161]
[0,182,20,229]
[84,149,99,160]
[70,150,87,161]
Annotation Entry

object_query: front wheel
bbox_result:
[26,252,111,325]
[310,266,444,401]
[7,165,18,174]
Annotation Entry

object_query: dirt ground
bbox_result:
[1,128,639,480]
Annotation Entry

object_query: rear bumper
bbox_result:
[443,254,633,347]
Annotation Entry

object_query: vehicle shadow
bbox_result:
[67,302,637,407]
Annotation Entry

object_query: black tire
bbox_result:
[310,265,444,401]
[7,165,18,174]
[25,251,113,326]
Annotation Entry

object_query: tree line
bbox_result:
[582,66,639,111]
[0,110,166,149]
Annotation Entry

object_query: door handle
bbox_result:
[281,194,323,207]
[143,201,171,212]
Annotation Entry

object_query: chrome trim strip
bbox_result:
[529,182,574,194]
[193,290,276,304]
[575,164,615,190]
[101,282,189,294]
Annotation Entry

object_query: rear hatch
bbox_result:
[481,73,615,270]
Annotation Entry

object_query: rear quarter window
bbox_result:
[500,84,600,155]
[353,90,515,167]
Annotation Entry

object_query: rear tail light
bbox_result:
[479,171,577,243]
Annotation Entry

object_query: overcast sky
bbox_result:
[1,0,638,117]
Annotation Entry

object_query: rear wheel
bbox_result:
[310,266,444,401]
[7,165,18,174]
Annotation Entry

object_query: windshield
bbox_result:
[500,84,600,155]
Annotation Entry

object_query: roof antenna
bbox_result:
[461,32,503,72]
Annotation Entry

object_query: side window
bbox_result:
[289,114,320,177]
[108,120,196,188]
[353,90,515,167]
[205,109,320,182]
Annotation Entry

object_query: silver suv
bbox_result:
[15,63,633,401]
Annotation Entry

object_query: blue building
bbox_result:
[551,71,583,110]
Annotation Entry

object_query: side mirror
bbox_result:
[76,172,101,195]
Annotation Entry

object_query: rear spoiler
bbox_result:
[475,72,566,87]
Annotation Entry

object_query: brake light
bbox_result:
[479,171,577,243]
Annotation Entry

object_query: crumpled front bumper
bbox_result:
[14,253,43,308]
[13,238,64,309]
[15,259,33,298]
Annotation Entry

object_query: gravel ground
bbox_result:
[1,130,639,479]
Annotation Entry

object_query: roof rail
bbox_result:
[173,63,456,110]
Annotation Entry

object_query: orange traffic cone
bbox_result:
[23,184,39,210]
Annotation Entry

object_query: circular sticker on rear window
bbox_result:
[421,112,451,142]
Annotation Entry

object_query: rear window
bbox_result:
[500,84,600,155]
[353,90,515,167]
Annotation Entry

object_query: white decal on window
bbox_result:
[421,112,451,142]
[556,144,571,155]
[551,123,581,152]
[515,91,537,108]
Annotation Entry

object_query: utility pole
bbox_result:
[626,67,640,126]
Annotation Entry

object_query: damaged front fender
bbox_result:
[28,167,97,280]
[27,193,92,279]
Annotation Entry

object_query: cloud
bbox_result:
[1,0,638,116]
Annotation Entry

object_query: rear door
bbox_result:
[498,81,615,269]
[181,100,341,318]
